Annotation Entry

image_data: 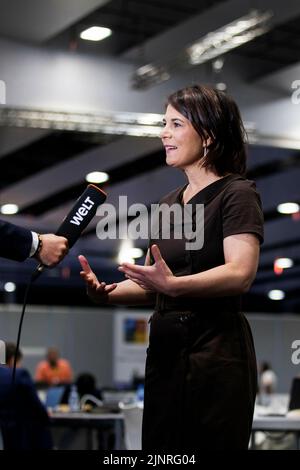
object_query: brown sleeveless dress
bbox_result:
[142,174,264,451]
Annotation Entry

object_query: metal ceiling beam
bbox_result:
[1,106,300,150]
[123,0,300,63]
[0,107,162,138]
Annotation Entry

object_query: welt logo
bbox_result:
[0,80,6,104]
[70,196,95,226]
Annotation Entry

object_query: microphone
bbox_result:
[32,184,107,280]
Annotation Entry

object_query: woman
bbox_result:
[79,85,264,450]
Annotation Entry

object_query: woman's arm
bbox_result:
[119,234,260,298]
[78,250,155,306]
[171,233,260,297]
[107,278,155,305]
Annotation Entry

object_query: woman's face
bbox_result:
[160,104,204,170]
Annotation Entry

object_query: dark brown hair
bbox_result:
[166,84,247,176]
[5,342,22,365]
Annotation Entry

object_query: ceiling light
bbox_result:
[117,241,144,264]
[80,26,112,42]
[274,258,294,269]
[277,202,300,214]
[212,58,224,72]
[0,203,19,215]
[118,253,135,265]
[118,240,134,265]
[130,248,144,259]
[4,282,16,292]
[85,171,109,184]
[187,10,273,65]
[268,289,285,301]
[216,82,227,91]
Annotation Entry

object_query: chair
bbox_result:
[80,394,103,409]
[119,402,143,450]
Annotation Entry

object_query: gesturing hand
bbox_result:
[118,244,176,296]
[78,255,117,304]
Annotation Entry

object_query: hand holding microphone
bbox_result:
[33,184,107,280]
[34,234,68,267]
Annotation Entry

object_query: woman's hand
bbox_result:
[78,255,117,303]
[118,244,177,297]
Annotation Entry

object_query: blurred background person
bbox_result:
[0,342,53,449]
[259,361,278,396]
[35,347,73,386]
[258,361,278,407]
[60,372,102,407]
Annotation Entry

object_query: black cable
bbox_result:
[11,268,39,387]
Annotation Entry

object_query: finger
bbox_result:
[80,271,94,281]
[95,284,105,292]
[118,265,146,277]
[119,263,147,273]
[80,271,96,285]
[122,269,145,282]
[151,244,163,263]
[84,275,98,288]
[78,255,93,274]
[104,283,118,293]
[127,275,147,287]
[85,273,96,284]
[139,282,152,289]
[138,283,152,290]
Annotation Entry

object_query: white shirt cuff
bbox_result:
[30,231,39,257]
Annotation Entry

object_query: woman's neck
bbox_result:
[182,167,224,203]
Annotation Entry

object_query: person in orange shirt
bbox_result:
[35,347,73,385]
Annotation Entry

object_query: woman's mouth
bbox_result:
[164,145,178,153]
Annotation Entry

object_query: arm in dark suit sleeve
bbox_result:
[0,219,33,261]
[18,369,50,424]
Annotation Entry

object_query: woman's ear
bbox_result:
[204,136,213,148]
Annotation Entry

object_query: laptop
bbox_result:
[288,377,300,411]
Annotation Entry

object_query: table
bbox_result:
[251,416,300,450]
[50,411,124,450]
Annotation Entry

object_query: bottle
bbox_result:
[68,384,80,412]
[136,384,144,403]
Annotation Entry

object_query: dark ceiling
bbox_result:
[233,14,300,80]
[46,0,227,55]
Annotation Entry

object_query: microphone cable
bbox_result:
[11,268,39,387]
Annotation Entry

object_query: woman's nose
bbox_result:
[160,126,171,139]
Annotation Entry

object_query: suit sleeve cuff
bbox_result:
[30,231,39,257]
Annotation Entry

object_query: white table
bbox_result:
[50,410,124,450]
[251,416,300,450]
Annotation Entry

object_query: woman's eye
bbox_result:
[174,122,181,127]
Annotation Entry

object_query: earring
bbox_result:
[203,147,208,157]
